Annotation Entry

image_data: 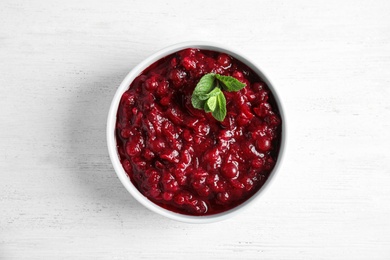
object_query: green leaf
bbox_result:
[197,87,222,100]
[212,92,227,122]
[191,95,206,109]
[191,72,246,121]
[193,73,216,96]
[191,73,216,110]
[215,74,246,92]
[206,96,217,112]
[204,101,212,113]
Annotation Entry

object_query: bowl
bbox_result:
[107,41,286,223]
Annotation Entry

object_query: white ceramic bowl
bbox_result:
[107,41,286,223]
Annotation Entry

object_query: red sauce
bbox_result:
[116,48,282,215]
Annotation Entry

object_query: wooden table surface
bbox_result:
[1,0,390,259]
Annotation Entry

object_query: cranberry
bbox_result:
[166,107,184,124]
[155,161,164,169]
[120,128,132,139]
[156,80,169,97]
[179,48,197,58]
[256,136,272,151]
[144,76,159,91]
[147,187,161,199]
[195,52,206,60]
[232,70,244,80]
[264,157,276,171]
[205,57,216,70]
[146,170,161,185]
[161,172,178,192]
[251,124,268,138]
[180,148,192,166]
[181,56,197,71]
[237,114,251,126]
[221,162,238,179]
[251,158,264,169]
[174,194,185,205]
[163,180,179,192]
[121,91,135,106]
[182,129,193,142]
[207,174,226,192]
[160,149,179,163]
[266,114,281,126]
[252,82,266,92]
[241,176,254,191]
[169,69,187,88]
[258,92,268,103]
[217,191,230,204]
[163,192,173,201]
[253,102,272,117]
[218,130,233,140]
[126,136,144,156]
[192,179,205,190]
[148,138,166,152]
[187,199,208,214]
[197,186,211,197]
[217,54,232,68]
[203,148,222,171]
[160,95,171,107]
[143,149,155,160]
[230,179,245,189]
[245,90,257,102]
[121,159,132,174]
[131,157,147,171]
[170,57,178,68]
[116,48,281,216]
[194,122,210,136]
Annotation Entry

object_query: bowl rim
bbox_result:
[107,41,286,223]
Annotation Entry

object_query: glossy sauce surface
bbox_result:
[116,48,281,215]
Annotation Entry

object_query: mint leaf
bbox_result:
[206,96,217,112]
[191,72,246,122]
[203,88,221,112]
[193,73,215,96]
[197,87,222,100]
[212,92,227,122]
[204,101,213,113]
[191,95,205,109]
[192,73,216,108]
[215,74,246,92]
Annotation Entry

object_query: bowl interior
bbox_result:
[107,41,286,223]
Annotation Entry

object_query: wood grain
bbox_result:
[1,0,390,259]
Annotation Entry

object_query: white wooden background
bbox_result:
[1,0,390,259]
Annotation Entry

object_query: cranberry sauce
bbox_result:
[116,48,282,215]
